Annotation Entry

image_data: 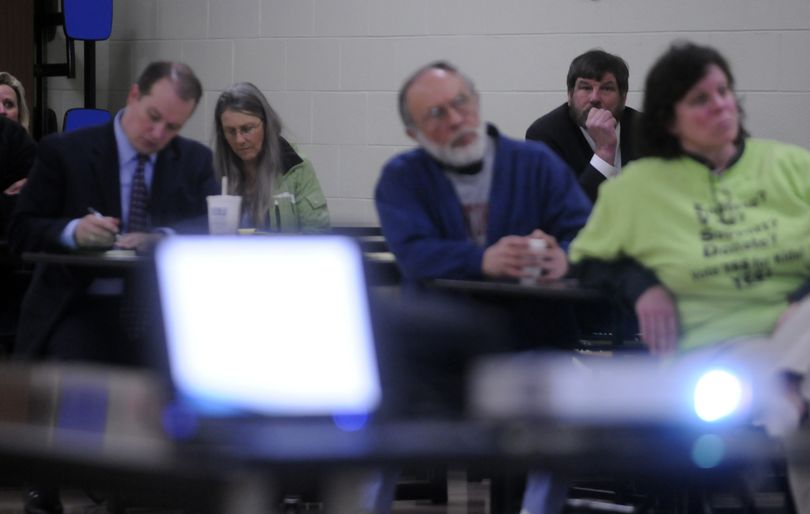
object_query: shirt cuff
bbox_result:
[590,154,618,179]
[60,218,81,249]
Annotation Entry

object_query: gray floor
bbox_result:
[0,472,490,514]
[0,474,795,513]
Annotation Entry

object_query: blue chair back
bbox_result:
[63,108,111,132]
[62,0,113,41]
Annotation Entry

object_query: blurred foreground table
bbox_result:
[0,362,805,513]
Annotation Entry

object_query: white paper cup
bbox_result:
[207,195,242,235]
[520,238,548,285]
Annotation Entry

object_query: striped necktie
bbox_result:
[128,154,150,233]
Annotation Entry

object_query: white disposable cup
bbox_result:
[207,195,242,235]
[520,238,548,285]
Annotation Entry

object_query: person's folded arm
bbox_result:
[8,138,74,255]
[375,162,485,281]
[532,149,592,252]
[573,257,678,355]
[376,196,485,281]
[0,118,35,193]
[572,257,659,309]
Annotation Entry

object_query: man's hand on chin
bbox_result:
[585,108,618,164]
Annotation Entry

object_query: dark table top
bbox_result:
[22,250,147,269]
[430,277,606,302]
[22,248,392,270]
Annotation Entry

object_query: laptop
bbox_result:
[153,235,383,456]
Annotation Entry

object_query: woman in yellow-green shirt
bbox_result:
[570,42,810,513]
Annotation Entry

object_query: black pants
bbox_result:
[46,294,146,367]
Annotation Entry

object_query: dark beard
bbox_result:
[568,104,589,128]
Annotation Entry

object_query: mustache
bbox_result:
[449,128,479,146]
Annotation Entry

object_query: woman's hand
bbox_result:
[635,285,679,356]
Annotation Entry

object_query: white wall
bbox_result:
[47,0,810,226]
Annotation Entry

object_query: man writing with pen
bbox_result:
[8,61,218,372]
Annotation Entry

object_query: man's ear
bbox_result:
[406,127,417,141]
[126,84,141,104]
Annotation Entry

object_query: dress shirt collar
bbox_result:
[114,109,157,168]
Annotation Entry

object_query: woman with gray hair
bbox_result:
[213,82,329,233]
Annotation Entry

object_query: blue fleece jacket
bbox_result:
[375,125,592,282]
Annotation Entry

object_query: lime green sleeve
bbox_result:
[569,179,630,264]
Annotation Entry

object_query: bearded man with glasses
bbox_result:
[368,61,593,514]
[376,61,591,293]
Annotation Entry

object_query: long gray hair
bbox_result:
[213,82,284,228]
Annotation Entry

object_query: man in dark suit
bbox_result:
[9,61,218,367]
[526,49,640,202]
[523,52,643,514]
[10,60,217,514]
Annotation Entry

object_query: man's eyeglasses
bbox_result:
[420,93,475,127]
[223,122,262,140]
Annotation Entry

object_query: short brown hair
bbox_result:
[136,62,202,104]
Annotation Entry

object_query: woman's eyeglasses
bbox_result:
[223,122,262,139]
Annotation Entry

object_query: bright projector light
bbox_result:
[693,369,743,422]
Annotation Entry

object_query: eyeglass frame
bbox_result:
[222,120,263,140]
[417,92,478,129]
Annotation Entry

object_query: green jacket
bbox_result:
[570,139,810,351]
[267,138,330,233]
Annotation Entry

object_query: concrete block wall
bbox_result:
[46,0,810,226]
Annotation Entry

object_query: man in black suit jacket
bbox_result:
[9,62,218,366]
[526,50,640,202]
[523,51,643,514]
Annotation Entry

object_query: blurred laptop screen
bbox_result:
[155,236,381,417]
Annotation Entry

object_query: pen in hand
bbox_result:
[87,207,121,242]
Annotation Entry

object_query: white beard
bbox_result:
[415,122,487,167]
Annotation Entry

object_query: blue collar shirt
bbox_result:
[114,109,157,233]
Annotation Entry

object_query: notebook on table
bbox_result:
[153,235,382,460]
